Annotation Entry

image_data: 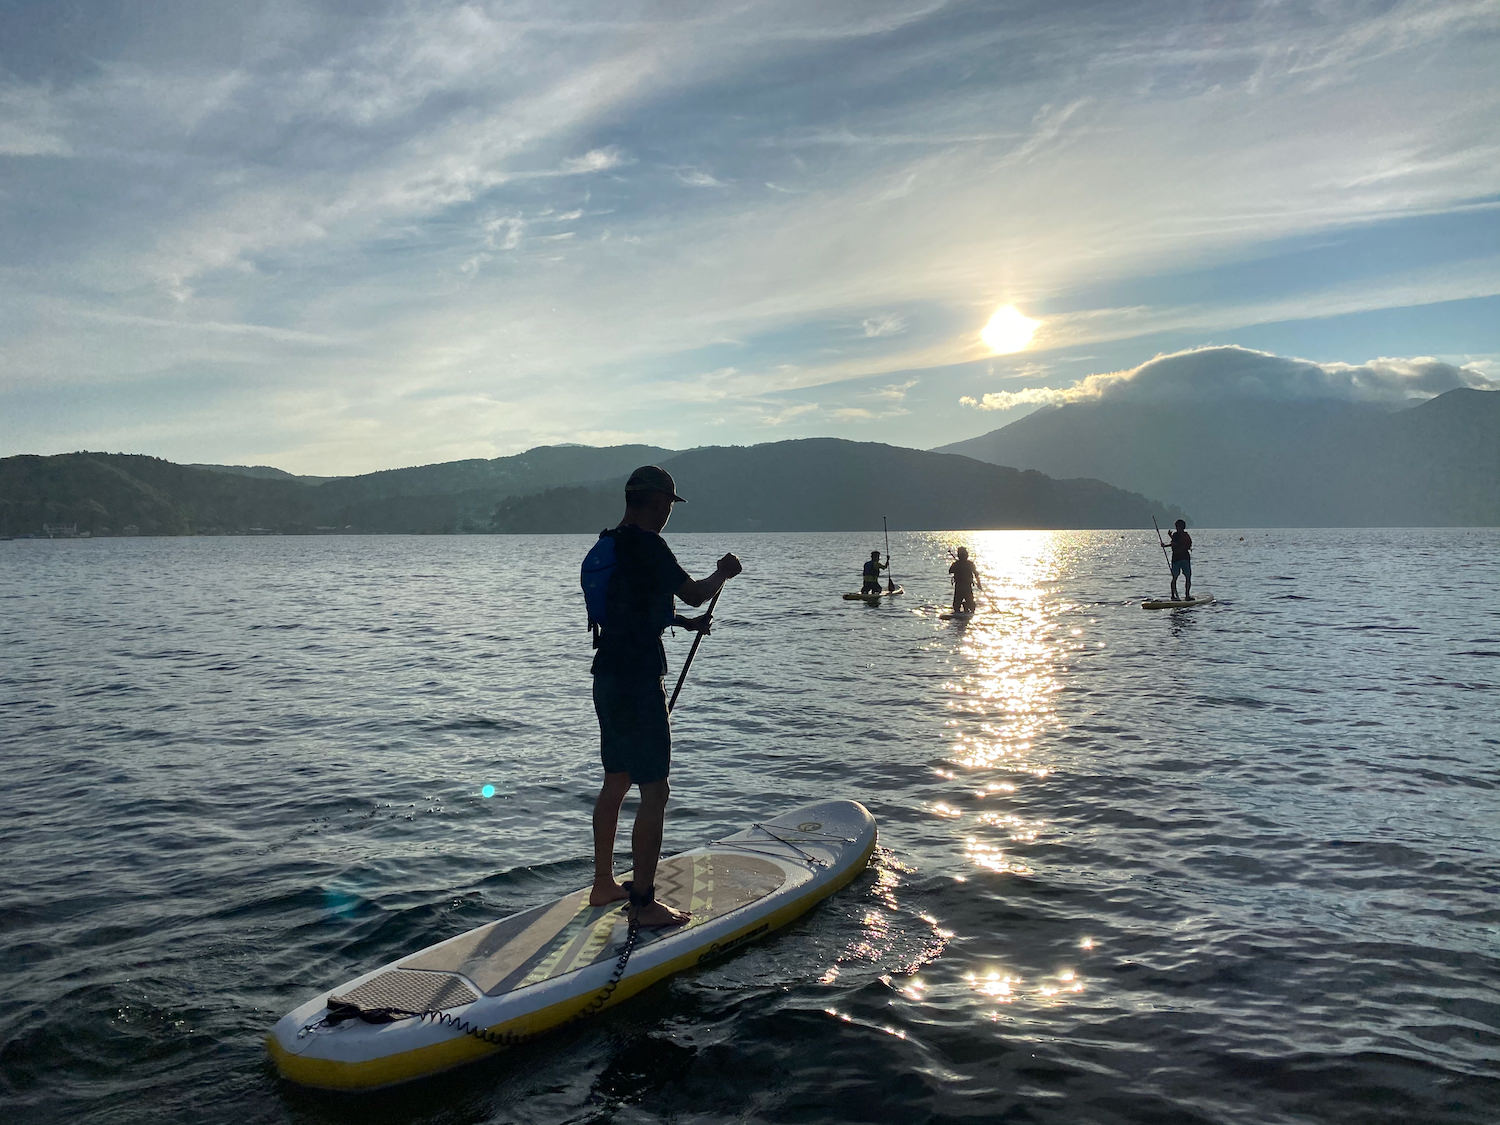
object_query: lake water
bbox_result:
[2,529,1497,1124]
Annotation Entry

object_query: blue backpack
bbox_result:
[580,528,675,648]
[580,529,619,647]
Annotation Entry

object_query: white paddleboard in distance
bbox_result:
[1141,594,1215,610]
[268,799,877,1091]
[843,585,903,602]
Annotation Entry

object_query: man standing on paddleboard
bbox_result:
[1168,519,1193,601]
[584,466,742,927]
[948,547,981,613]
[860,550,888,595]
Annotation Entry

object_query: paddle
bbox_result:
[883,515,896,593]
[668,586,722,712]
[1152,516,1175,597]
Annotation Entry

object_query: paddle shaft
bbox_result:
[1152,516,1173,577]
[883,515,895,592]
[668,586,722,712]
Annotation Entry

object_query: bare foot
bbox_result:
[632,900,691,928]
[588,881,629,908]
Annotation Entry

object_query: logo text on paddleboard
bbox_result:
[700,923,771,963]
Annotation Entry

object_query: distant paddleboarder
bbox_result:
[580,466,742,927]
[1168,519,1193,601]
[949,547,981,612]
[861,550,888,595]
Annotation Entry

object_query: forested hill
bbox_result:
[491,439,1172,532]
[0,445,671,535]
[0,439,1171,536]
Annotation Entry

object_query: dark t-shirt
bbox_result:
[949,559,978,589]
[590,525,689,679]
[1168,529,1192,561]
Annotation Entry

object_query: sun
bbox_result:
[980,305,1040,354]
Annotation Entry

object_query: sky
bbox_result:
[2,0,1498,476]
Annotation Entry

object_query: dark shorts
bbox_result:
[592,673,671,784]
[1171,558,1191,578]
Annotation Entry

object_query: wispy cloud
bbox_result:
[755,402,820,427]
[563,148,629,175]
[873,379,918,401]
[1033,255,1500,353]
[0,82,71,156]
[862,314,908,338]
[676,168,728,188]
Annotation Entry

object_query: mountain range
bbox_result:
[5,385,1494,535]
[937,387,1500,526]
[491,439,1169,532]
[0,445,668,536]
[0,439,1165,536]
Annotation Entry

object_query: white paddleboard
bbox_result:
[843,585,903,602]
[268,799,876,1091]
[1142,594,1215,609]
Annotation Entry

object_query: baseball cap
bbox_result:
[625,465,686,502]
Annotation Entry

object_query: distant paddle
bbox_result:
[883,515,896,593]
[668,587,722,712]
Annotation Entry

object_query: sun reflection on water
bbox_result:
[975,810,1043,842]
[963,835,1034,876]
[846,849,952,981]
[964,967,1086,1005]
[968,969,1021,1001]
[935,530,1071,824]
[940,531,1072,776]
[910,531,1103,1021]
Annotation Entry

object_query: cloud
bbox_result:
[960,387,1072,411]
[484,215,525,251]
[676,168,728,188]
[1007,99,1090,164]
[1034,256,1500,355]
[756,402,820,426]
[872,379,918,401]
[862,314,907,338]
[0,82,71,156]
[562,147,629,175]
[960,345,1499,410]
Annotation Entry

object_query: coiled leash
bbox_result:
[318,884,656,1047]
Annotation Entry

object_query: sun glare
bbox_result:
[980,306,1039,354]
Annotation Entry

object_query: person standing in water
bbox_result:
[860,550,888,595]
[1168,519,1193,601]
[584,466,742,927]
[948,547,981,612]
